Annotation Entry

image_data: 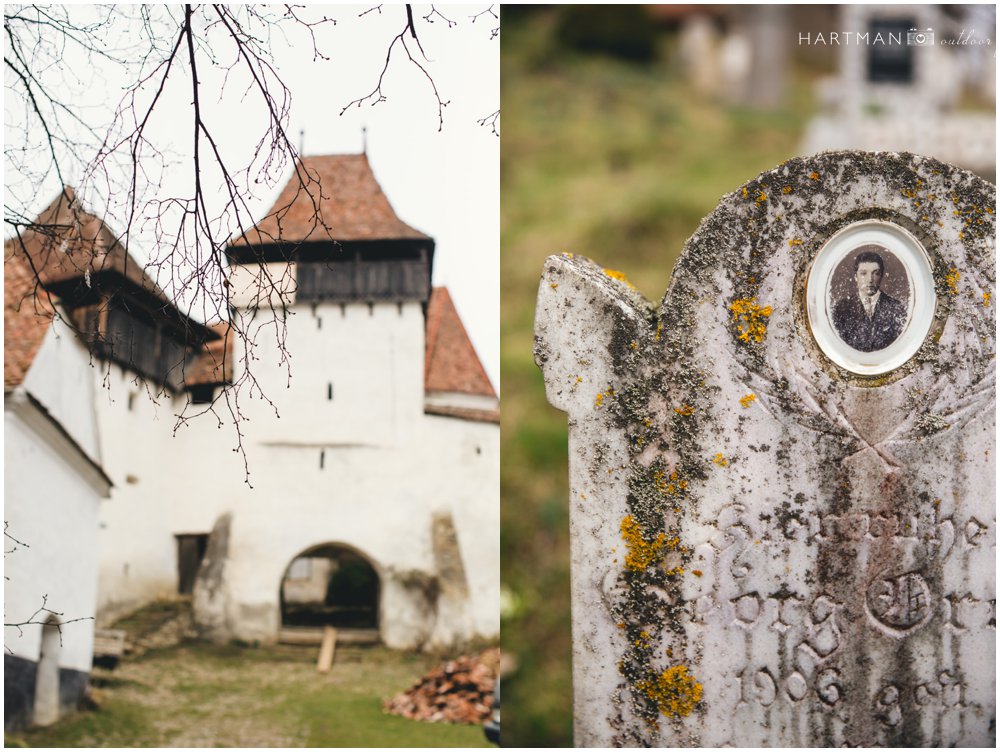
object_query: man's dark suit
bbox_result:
[832,292,906,352]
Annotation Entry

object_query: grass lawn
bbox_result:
[5,642,492,748]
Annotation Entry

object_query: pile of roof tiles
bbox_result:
[383,648,499,724]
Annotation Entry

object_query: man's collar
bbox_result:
[861,289,882,311]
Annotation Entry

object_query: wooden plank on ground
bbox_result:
[317,626,337,673]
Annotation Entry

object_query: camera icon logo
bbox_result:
[907,28,935,46]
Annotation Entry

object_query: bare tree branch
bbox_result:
[4,595,94,652]
[340,4,449,131]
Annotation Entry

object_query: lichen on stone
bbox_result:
[945,268,960,295]
[636,665,703,718]
[728,299,773,343]
[604,268,636,290]
[621,514,671,571]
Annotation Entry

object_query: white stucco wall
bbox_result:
[4,317,107,674]
[92,293,499,649]
[93,362,244,623]
[21,316,102,462]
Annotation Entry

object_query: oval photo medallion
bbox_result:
[806,220,936,376]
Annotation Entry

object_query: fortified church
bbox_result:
[4,154,499,729]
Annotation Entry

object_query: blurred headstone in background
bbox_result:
[678,14,724,99]
[735,5,790,109]
[803,5,996,180]
[534,151,995,746]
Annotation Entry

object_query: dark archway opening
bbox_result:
[279,544,379,629]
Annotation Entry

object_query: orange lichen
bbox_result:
[595,387,615,409]
[782,186,793,195]
[620,515,668,571]
[945,268,960,296]
[692,570,703,577]
[983,292,991,308]
[788,238,803,247]
[603,268,636,289]
[808,171,820,181]
[549,282,559,290]
[674,404,695,416]
[739,393,757,408]
[654,469,688,497]
[712,452,728,466]
[637,666,703,718]
[729,299,773,343]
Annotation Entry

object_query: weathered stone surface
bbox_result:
[534,151,995,746]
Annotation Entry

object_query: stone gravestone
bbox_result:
[534,151,995,746]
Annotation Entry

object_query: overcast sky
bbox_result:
[4,4,500,389]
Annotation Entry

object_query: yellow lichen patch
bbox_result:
[549,283,559,290]
[808,171,820,181]
[945,268,960,296]
[654,469,688,497]
[603,268,636,290]
[741,186,749,199]
[629,340,639,351]
[782,186,793,195]
[755,191,767,206]
[674,404,695,416]
[637,666,703,718]
[712,452,728,467]
[620,515,668,571]
[655,321,663,341]
[729,299,773,343]
[788,238,803,247]
[594,387,615,408]
[983,292,991,307]
[739,393,757,408]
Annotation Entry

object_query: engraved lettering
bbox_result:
[752,669,777,707]
[733,593,762,627]
[876,685,902,727]
[865,572,932,634]
[816,668,842,706]
[965,517,988,545]
[786,671,808,701]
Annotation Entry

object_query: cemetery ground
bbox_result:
[499,8,826,746]
[5,605,492,748]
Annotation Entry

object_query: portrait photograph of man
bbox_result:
[829,244,911,352]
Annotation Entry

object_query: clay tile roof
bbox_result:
[425,287,496,399]
[6,188,225,389]
[231,154,430,247]
[184,321,233,387]
[15,187,171,303]
[4,240,56,391]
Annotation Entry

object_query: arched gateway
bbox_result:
[279,543,380,633]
